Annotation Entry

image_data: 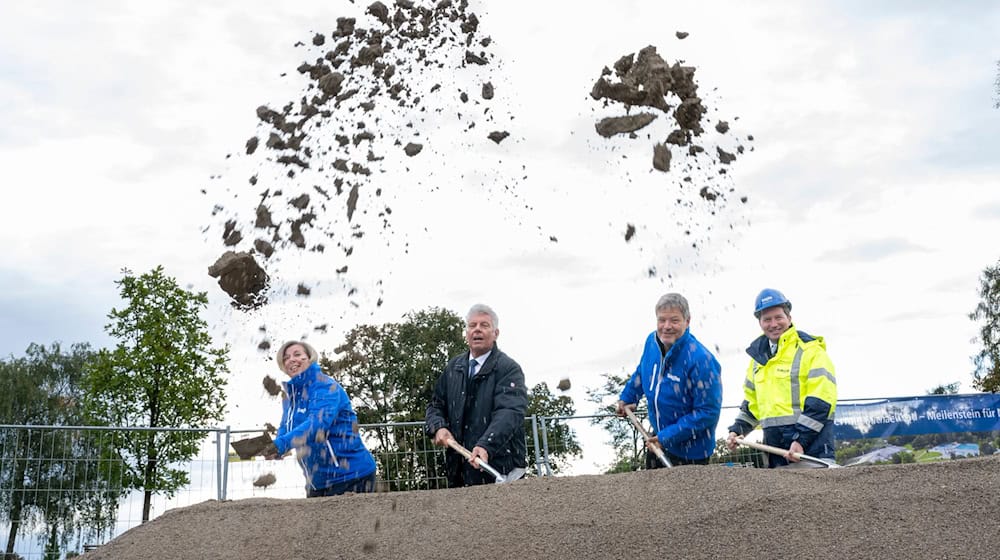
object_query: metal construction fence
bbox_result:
[6,394,998,558]
[0,411,759,559]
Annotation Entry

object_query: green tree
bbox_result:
[328,307,465,426]
[0,343,122,558]
[526,382,581,474]
[83,267,229,522]
[927,382,960,395]
[324,307,580,489]
[586,372,646,473]
[322,307,464,490]
[970,260,1000,392]
[891,450,916,464]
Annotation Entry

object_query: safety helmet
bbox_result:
[754,288,791,316]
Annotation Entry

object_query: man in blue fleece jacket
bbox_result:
[616,293,723,467]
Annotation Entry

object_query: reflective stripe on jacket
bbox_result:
[619,329,723,460]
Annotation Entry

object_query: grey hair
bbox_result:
[655,293,690,321]
[466,303,499,329]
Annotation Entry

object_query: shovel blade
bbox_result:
[492,467,526,484]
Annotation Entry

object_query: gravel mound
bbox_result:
[81,455,1000,559]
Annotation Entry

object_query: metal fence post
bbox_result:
[539,415,553,476]
[530,415,543,477]
[220,426,231,501]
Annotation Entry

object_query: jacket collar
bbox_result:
[283,361,321,389]
[746,325,814,365]
[657,328,692,364]
[465,343,499,378]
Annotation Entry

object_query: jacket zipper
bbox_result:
[286,387,315,490]
[651,354,666,431]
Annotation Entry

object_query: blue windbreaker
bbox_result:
[618,329,723,460]
[273,362,376,491]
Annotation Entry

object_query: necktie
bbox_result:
[468,359,477,378]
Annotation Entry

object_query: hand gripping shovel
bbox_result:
[735,436,840,468]
[446,439,525,484]
[624,408,672,468]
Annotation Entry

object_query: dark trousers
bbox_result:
[307,472,376,498]
[645,449,710,469]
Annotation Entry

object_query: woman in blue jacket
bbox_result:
[268,340,377,497]
[616,293,723,466]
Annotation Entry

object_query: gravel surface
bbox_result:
[82,455,1000,559]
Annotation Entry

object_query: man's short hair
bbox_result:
[655,293,690,321]
[466,303,499,329]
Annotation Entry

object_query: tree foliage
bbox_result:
[321,307,464,490]
[970,260,1000,392]
[327,307,465,426]
[83,267,229,522]
[927,382,960,395]
[586,372,646,473]
[526,382,581,474]
[322,307,580,489]
[0,343,122,557]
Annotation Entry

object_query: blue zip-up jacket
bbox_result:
[273,362,376,491]
[618,329,723,460]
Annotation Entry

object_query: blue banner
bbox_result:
[834,393,1000,439]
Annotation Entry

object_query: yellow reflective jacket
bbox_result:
[728,326,837,462]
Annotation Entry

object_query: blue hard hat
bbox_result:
[754,288,791,315]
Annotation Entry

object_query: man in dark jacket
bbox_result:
[426,303,528,487]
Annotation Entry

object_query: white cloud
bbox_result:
[2,0,999,430]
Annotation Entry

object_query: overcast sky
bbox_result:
[2,1,999,431]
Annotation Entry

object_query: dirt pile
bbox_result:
[81,456,1000,559]
[205,0,517,311]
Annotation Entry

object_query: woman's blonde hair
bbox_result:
[275,340,319,373]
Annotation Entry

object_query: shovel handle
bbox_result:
[445,439,504,481]
[623,408,672,468]
[735,437,837,468]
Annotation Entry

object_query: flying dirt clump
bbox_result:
[590,43,749,178]
[595,112,658,138]
[556,378,571,391]
[252,473,277,488]
[205,0,523,313]
[262,375,283,397]
[207,251,269,310]
[587,37,752,272]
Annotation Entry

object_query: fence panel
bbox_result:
[0,425,222,560]
[8,396,995,557]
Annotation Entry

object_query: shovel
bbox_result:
[735,437,840,468]
[446,439,525,484]
[623,408,672,468]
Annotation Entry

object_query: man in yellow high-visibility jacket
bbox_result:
[725,289,837,467]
